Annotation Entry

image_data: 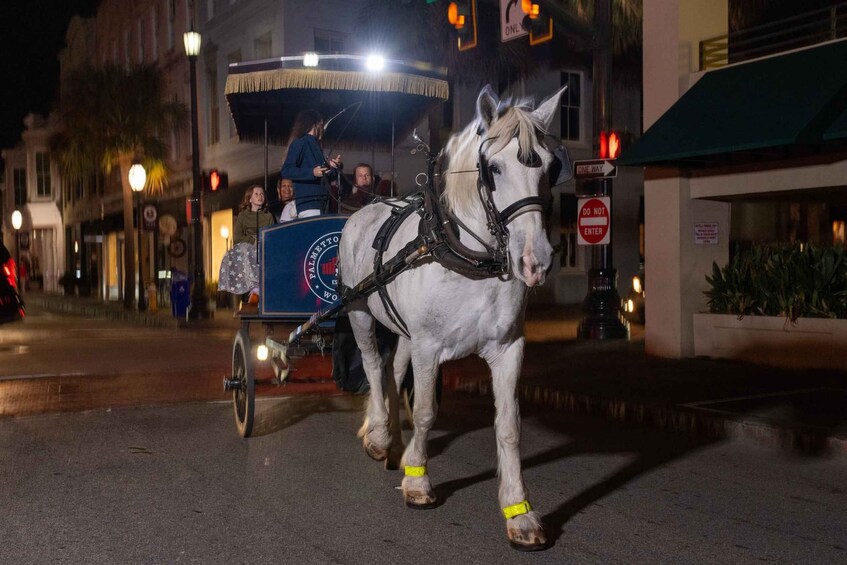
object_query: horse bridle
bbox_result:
[457,134,551,274]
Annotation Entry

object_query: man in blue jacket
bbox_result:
[280,109,341,217]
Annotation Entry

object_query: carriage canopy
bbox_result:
[225,54,449,148]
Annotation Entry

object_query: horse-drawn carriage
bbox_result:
[222,54,449,437]
[223,52,568,550]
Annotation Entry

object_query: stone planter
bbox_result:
[693,313,847,371]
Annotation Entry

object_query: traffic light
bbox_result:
[520,1,553,45]
[598,131,621,159]
[203,169,229,192]
[447,1,477,51]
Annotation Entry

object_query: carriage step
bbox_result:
[223,376,242,391]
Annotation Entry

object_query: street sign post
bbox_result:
[577,197,610,245]
[573,159,617,180]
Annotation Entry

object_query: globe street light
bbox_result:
[128,162,146,311]
[11,210,22,289]
[184,27,209,319]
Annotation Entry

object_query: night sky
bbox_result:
[0,0,100,150]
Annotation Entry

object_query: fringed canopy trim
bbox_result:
[225,68,449,100]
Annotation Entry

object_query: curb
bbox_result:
[26,294,181,330]
[445,375,847,458]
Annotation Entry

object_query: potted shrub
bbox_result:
[695,243,847,369]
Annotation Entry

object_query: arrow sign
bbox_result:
[573,159,617,180]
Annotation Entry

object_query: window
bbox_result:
[559,194,580,270]
[559,72,582,142]
[13,169,26,207]
[35,153,51,198]
[254,31,272,59]
[124,28,131,67]
[207,66,220,145]
[167,0,175,50]
[314,29,345,54]
[151,5,159,60]
[138,18,145,62]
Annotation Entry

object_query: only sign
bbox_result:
[577,197,610,245]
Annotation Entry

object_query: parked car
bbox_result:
[0,242,25,324]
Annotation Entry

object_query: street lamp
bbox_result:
[184,27,209,319]
[128,161,146,311]
[11,210,22,289]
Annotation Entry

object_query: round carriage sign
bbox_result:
[303,231,341,303]
[577,197,611,245]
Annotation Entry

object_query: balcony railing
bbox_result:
[700,3,847,70]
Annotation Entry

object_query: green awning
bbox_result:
[619,39,847,167]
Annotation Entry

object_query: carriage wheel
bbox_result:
[232,330,255,438]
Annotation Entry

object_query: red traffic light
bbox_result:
[210,169,221,191]
[609,132,621,159]
[598,131,621,159]
[203,169,228,192]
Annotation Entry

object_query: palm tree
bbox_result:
[53,63,187,308]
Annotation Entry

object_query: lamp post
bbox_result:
[184,27,209,319]
[11,210,22,289]
[128,162,146,311]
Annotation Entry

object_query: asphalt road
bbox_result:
[0,392,845,564]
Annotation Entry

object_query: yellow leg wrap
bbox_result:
[404,465,427,477]
[502,500,532,519]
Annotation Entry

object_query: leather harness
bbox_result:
[339,131,549,337]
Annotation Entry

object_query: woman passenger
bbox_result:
[218,185,275,312]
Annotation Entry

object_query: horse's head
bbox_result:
[443,85,565,287]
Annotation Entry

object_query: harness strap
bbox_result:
[370,197,426,338]
[498,196,545,225]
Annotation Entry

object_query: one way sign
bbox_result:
[573,159,617,180]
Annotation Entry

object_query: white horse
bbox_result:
[338,85,565,550]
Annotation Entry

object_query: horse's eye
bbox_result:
[489,164,501,175]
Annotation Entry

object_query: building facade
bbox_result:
[40,0,645,311]
[622,0,847,359]
[1,114,65,293]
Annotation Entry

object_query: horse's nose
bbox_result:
[520,237,552,287]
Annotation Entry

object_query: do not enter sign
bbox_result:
[577,197,610,245]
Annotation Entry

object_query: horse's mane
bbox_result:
[441,98,545,217]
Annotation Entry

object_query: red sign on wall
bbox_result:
[577,197,610,245]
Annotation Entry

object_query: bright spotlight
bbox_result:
[365,54,385,71]
[303,52,319,67]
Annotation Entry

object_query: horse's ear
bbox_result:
[532,85,568,131]
[476,84,499,132]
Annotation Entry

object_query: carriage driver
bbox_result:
[280,109,341,217]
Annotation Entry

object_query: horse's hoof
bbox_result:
[404,491,437,509]
[363,439,387,461]
[508,539,548,552]
[506,514,548,551]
